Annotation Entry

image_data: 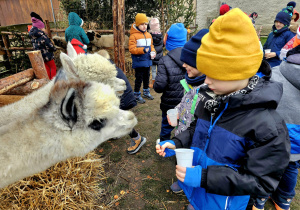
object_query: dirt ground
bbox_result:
[95,74,300,210]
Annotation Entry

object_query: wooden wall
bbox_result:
[0,0,60,27]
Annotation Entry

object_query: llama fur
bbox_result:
[66,42,126,95]
[0,53,137,189]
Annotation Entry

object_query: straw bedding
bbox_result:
[0,151,106,209]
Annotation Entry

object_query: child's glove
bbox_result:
[184,165,202,188]
[83,45,87,49]
[158,140,176,157]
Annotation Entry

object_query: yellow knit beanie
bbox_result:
[197,8,263,81]
[135,13,148,26]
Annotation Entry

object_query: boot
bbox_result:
[134,92,145,104]
[127,135,147,154]
[143,88,154,100]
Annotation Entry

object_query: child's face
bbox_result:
[275,21,285,30]
[182,63,202,78]
[204,76,249,95]
[138,23,148,32]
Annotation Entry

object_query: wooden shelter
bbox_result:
[0,0,59,27]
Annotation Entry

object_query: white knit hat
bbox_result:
[149,18,160,32]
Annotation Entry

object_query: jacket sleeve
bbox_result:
[200,122,290,197]
[129,34,144,55]
[151,36,155,52]
[153,58,168,93]
[80,28,90,45]
[45,36,56,52]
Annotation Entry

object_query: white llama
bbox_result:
[0,53,137,189]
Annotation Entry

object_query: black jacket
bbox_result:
[153,47,186,112]
[150,33,164,65]
[111,60,137,110]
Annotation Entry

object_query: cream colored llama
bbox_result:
[0,53,137,189]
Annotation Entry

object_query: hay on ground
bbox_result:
[0,151,106,209]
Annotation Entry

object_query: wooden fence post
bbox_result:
[113,0,125,73]
[45,20,52,39]
[26,50,49,80]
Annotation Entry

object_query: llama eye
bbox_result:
[89,119,107,131]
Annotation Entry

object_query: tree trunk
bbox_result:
[0,68,34,95]
[26,50,49,80]
[0,95,24,107]
[3,78,48,95]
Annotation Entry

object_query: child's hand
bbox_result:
[145,48,149,52]
[265,52,276,59]
[156,140,176,157]
[176,165,187,182]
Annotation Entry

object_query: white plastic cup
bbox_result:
[167,109,178,126]
[264,49,271,54]
[175,149,194,168]
[150,51,155,59]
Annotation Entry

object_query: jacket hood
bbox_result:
[68,12,82,26]
[223,60,283,110]
[130,23,145,35]
[167,47,185,69]
[280,61,300,90]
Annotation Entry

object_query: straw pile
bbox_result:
[0,151,106,209]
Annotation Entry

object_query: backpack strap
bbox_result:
[190,88,200,115]
[180,79,192,94]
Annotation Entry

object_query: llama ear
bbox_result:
[67,42,78,60]
[61,88,77,128]
[59,52,79,81]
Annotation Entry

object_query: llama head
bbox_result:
[42,53,137,144]
[66,43,126,95]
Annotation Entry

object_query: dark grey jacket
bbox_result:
[153,47,186,112]
[272,61,300,161]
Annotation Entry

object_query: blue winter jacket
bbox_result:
[172,61,290,210]
[263,26,295,68]
[65,12,90,48]
[272,61,300,161]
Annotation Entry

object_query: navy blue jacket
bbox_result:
[172,61,290,210]
[263,26,295,68]
[153,47,186,113]
[110,60,137,110]
[29,27,56,62]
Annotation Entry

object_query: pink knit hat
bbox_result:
[31,17,45,29]
[149,18,160,32]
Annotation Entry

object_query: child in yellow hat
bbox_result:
[156,8,290,210]
[129,13,156,105]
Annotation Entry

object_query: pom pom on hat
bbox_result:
[135,13,148,27]
[196,8,263,81]
[180,29,209,68]
[166,23,187,51]
[275,6,293,26]
[220,4,230,15]
[287,1,296,8]
[30,12,44,23]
